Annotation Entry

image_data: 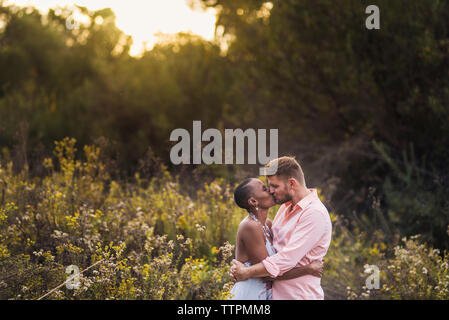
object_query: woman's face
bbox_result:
[248,178,275,209]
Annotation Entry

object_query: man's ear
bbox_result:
[288,178,296,189]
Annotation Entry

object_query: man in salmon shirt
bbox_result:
[230,156,332,300]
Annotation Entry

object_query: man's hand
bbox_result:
[306,260,323,278]
[230,259,250,282]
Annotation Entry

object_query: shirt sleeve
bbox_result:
[262,209,326,277]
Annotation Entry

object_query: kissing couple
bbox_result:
[229,156,332,300]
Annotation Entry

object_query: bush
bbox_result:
[1,137,447,300]
[0,137,237,299]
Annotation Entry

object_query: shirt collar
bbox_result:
[286,188,317,213]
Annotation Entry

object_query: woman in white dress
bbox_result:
[229,178,322,300]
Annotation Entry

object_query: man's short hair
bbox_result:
[264,156,306,186]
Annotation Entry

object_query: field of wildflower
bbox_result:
[0,138,448,300]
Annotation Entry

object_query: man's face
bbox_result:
[267,175,291,204]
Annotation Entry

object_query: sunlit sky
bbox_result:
[6,0,217,56]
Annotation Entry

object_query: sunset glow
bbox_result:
[6,0,217,56]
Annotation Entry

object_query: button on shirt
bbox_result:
[262,189,332,300]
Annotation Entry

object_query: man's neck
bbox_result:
[290,186,311,209]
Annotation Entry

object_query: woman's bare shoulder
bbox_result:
[237,217,262,236]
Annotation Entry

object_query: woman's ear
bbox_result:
[248,197,257,209]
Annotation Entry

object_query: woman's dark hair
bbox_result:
[234,178,254,211]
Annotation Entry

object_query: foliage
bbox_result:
[344,235,449,300]
[196,0,449,250]
[373,141,449,250]
[0,4,232,174]
[1,138,448,300]
[0,1,448,252]
[325,213,449,300]
[0,138,237,299]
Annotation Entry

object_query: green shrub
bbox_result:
[1,138,447,300]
